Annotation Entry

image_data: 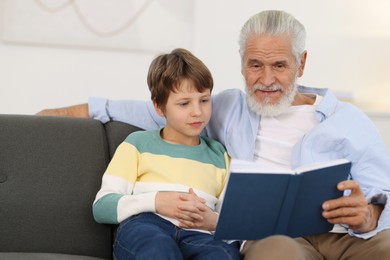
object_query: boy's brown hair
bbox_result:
[147,48,213,110]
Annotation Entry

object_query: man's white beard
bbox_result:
[246,82,298,117]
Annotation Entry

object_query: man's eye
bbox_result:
[201,99,210,103]
[248,63,262,71]
[274,64,286,72]
[179,102,188,106]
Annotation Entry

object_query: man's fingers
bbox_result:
[337,180,362,195]
[323,180,366,211]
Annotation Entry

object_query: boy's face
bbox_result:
[154,79,211,146]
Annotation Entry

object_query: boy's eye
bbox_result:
[201,98,210,103]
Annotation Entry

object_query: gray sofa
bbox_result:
[0,114,143,260]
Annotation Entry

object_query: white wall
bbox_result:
[0,43,155,112]
[1,0,390,115]
[1,0,390,152]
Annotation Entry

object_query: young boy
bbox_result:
[92,48,241,259]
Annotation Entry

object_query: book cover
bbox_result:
[214,159,352,240]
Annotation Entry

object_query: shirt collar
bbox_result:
[297,85,340,122]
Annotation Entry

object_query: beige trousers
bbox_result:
[241,230,390,260]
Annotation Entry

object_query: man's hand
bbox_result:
[322,180,383,233]
[36,104,89,118]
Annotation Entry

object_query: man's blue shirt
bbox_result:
[89,86,390,239]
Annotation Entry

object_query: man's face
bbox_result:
[242,34,306,116]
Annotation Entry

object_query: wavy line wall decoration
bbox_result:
[1,0,194,53]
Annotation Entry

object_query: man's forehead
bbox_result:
[244,35,294,60]
[245,51,294,64]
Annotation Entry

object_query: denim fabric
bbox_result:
[113,213,241,260]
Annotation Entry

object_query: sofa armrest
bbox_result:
[0,115,112,259]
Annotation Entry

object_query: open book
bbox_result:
[214,158,352,240]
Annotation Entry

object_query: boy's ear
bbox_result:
[153,99,165,117]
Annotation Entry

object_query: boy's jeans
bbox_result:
[113,212,241,260]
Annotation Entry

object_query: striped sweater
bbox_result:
[93,129,229,226]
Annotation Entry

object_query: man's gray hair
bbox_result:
[238,10,306,65]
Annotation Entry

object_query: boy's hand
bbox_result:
[155,188,206,221]
[177,188,218,231]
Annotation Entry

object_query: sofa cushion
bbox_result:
[0,252,106,260]
[0,115,112,259]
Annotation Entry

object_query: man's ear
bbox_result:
[240,51,245,76]
[297,51,307,78]
[153,99,164,117]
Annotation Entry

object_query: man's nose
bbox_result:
[259,66,276,87]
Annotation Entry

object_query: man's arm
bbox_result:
[36,103,89,118]
[37,98,166,130]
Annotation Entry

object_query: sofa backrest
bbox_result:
[0,115,112,259]
[104,121,144,158]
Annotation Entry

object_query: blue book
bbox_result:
[214,158,352,240]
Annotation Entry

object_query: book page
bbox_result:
[230,158,351,175]
[294,158,350,174]
[229,158,294,174]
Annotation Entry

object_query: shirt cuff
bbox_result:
[88,96,110,123]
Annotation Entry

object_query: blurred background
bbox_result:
[1,0,389,149]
